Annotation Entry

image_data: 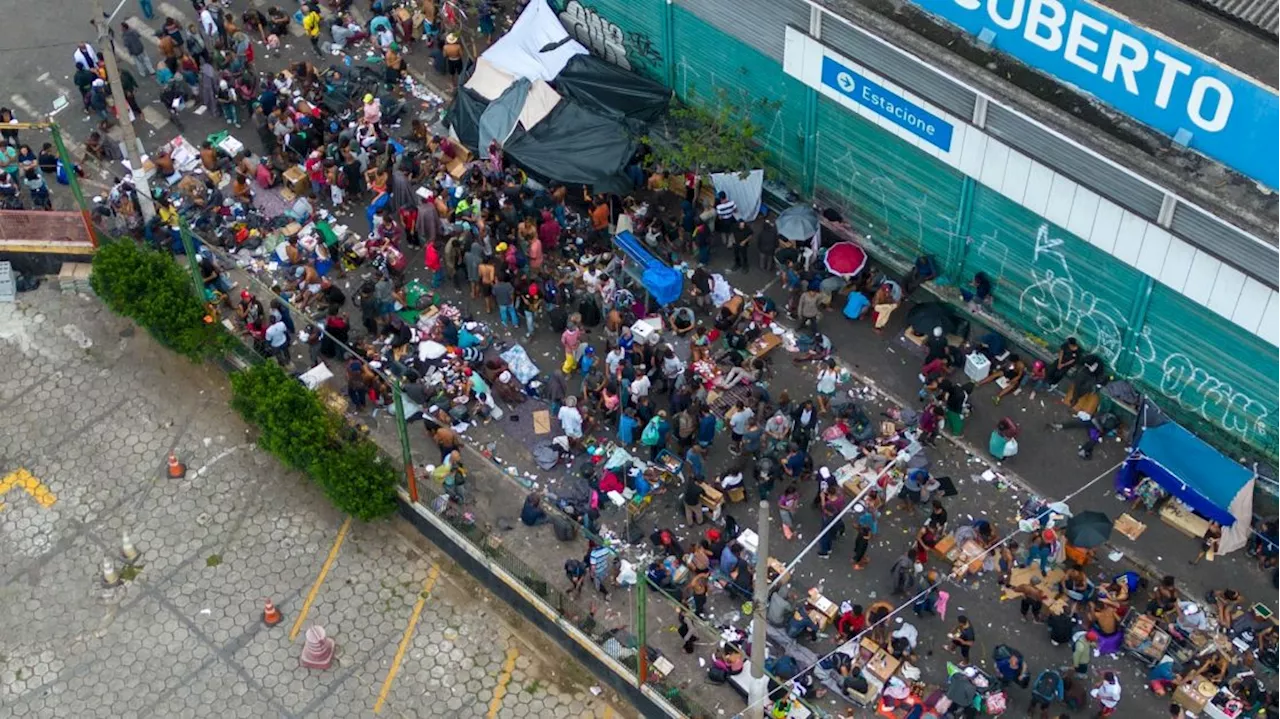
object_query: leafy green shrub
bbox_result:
[89,240,232,359]
[230,362,398,521]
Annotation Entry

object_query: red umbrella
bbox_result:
[823,241,867,278]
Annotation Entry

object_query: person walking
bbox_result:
[1090,671,1122,717]
[120,22,155,78]
[302,5,324,56]
[945,615,976,664]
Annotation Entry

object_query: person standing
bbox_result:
[302,5,323,57]
[945,615,976,664]
[1090,672,1121,717]
[681,477,704,526]
[120,23,154,78]
[713,191,736,247]
[731,219,751,270]
[442,33,465,88]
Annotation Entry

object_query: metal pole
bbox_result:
[49,124,98,248]
[636,575,649,685]
[89,0,155,221]
[392,381,419,503]
[747,499,769,719]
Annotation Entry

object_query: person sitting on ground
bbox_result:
[519,492,548,527]
[787,607,819,643]
[1209,588,1243,628]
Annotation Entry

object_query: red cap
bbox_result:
[240,290,252,300]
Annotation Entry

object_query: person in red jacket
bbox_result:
[836,602,866,643]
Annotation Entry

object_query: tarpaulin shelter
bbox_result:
[710,170,764,223]
[446,0,668,192]
[1116,398,1257,553]
[612,230,683,307]
[554,54,670,125]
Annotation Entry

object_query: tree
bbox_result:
[643,87,780,178]
[89,240,233,359]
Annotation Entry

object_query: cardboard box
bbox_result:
[446,157,468,180]
[1114,513,1147,541]
[283,166,308,196]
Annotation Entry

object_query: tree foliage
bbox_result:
[230,362,398,521]
[643,87,779,176]
[89,240,232,359]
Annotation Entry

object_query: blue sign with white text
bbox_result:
[907,0,1279,189]
[821,56,955,152]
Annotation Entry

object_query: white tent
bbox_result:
[464,57,516,101]
[518,80,563,131]
[481,0,586,83]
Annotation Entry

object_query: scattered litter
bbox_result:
[589,686,602,696]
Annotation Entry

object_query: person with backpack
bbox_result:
[640,410,669,461]
[993,644,1030,689]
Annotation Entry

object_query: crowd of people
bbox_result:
[41,2,1275,718]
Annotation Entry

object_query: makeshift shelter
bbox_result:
[445,0,668,192]
[554,54,670,125]
[612,230,683,307]
[1116,398,1256,553]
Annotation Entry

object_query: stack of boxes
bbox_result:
[57,262,94,295]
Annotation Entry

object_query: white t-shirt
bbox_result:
[1093,679,1121,708]
[630,374,651,398]
[729,408,754,434]
[265,321,288,348]
[557,406,583,438]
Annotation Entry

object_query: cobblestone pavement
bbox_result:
[0,287,624,719]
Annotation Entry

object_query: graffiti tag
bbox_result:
[559,1,659,73]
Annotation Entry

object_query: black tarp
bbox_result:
[503,100,635,194]
[445,87,489,152]
[552,55,670,126]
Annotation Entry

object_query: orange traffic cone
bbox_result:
[167,452,186,479]
[262,599,283,627]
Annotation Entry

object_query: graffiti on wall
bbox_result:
[823,142,963,271]
[558,1,661,74]
[1018,223,1273,445]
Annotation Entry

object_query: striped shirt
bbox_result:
[715,198,737,220]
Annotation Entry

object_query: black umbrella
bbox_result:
[1064,511,1113,548]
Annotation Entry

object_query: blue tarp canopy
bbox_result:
[612,231,683,307]
[1116,399,1255,536]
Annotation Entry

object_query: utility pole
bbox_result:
[746,499,770,719]
[90,0,155,220]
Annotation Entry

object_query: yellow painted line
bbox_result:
[486,646,521,719]
[372,565,441,714]
[603,706,615,719]
[0,468,57,511]
[289,517,353,641]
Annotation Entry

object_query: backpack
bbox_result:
[641,417,662,446]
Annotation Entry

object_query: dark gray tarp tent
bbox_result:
[503,101,636,194]
[553,55,670,125]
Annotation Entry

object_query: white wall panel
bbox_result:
[1183,251,1221,305]
[978,139,1009,191]
[1066,188,1100,241]
[1113,212,1146,266]
[957,128,987,178]
[1022,161,1054,217]
[1135,226,1172,277]
[1208,265,1247,319]
[1232,277,1272,333]
[1000,150,1032,205]
[1089,200,1123,255]
[1158,236,1196,292]
[1043,172,1076,229]
[1259,292,1279,345]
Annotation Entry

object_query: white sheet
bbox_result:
[480,0,586,82]
[518,80,562,130]
[711,169,765,222]
[463,57,516,101]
